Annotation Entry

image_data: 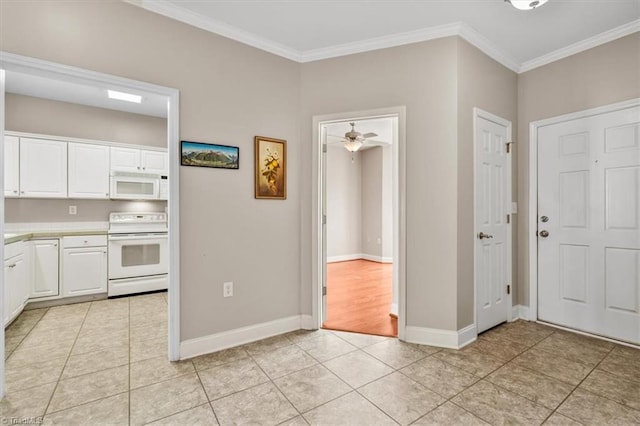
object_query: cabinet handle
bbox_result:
[137,166,141,170]
[13,190,17,194]
[20,191,24,194]
[106,193,109,197]
[103,251,107,254]
[8,264,16,268]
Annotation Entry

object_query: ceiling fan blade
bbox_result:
[362,132,378,139]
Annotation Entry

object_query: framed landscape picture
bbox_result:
[254,136,286,199]
[181,141,239,169]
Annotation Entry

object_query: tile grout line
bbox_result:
[41,303,92,417]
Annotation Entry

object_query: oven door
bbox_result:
[108,233,168,279]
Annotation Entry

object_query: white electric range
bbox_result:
[108,212,168,297]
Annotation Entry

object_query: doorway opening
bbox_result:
[313,108,406,339]
[0,53,180,400]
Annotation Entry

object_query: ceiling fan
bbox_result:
[338,122,378,153]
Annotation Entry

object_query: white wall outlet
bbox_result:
[223,281,233,298]
[69,205,77,215]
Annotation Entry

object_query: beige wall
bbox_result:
[361,147,383,258]
[326,146,361,259]
[300,38,460,331]
[456,39,518,327]
[6,94,166,147]
[0,0,302,340]
[516,33,640,308]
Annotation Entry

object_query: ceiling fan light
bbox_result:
[506,0,548,10]
[343,140,363,152]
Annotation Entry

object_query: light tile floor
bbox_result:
[1,293,640,425]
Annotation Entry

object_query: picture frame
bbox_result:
[181,141,239,169]
[254,136,287,199]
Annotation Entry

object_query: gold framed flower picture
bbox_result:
[254,136,287,199]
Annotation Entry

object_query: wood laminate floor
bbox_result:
[323,259,397,337]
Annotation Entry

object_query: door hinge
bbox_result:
[506,142,513,153]
[322,286,327,296]
[322,144,327,153]
[322,214,326,225]
[506,214,510,224]
[507,284,511,295]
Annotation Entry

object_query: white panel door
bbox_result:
[68,143,110,199]
[19,137,67,198]
[538,105,640,344]
[4,135,19,197]
[475,112,512,333]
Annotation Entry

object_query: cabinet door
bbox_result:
[68,143,110,199]
[5,253,27,326]
[31,239,59,298]
[63,247,107,297]
[110,147,141,173]
[4,135,20,197]
[141,150,168,175]
[19,138,68,198]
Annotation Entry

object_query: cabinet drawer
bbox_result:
[63,235,107,248]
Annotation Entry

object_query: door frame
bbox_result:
[527,97,640,322]
[0,52,181,399]
[311,106,407,339]
[473,108,513,330]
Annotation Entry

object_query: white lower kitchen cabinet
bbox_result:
[62,243,107,297]
[30,239,60,298]
[4,242,28,326]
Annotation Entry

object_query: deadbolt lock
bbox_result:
[540,216,549,223]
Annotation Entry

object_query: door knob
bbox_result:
[478,232,494,240]
[539,230,549,238]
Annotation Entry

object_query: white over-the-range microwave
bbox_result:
[110,171,168,200]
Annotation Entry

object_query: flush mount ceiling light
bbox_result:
[505,0,549,10]
[107,89,142,103]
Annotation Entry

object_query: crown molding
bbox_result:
[125,0,303,62]
[519,19,640,73]
[298,22,461,63]
[126,1,639,74]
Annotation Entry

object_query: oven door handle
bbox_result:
[108,234,167,241]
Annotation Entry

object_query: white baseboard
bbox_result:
[511,305,530,321]
[390,303,398,317]
[180,315,305,360]
[327,253,393,263]
[300,315,315,330]
[405,324,477,349]
[360,253,393,263]
[326,254,362,263]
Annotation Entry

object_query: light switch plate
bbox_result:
[511,202,518,214]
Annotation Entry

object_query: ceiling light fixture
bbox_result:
[505,0,548,10]
[107,89,142,103]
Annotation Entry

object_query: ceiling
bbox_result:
[5,70,169,118]
[131,0,640,72]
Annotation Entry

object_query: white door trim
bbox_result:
[528,97,640,321]
[473,108,513,332]
[0,68,6,399]
[311,106,407,339]
[0,52,181,399]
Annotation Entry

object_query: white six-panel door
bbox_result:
[538,105,640,344]
[475,110,512,333]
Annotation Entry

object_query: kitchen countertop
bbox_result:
[5,229,108,245]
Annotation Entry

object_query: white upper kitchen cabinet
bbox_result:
[31,239,60,299]
[68,143,110,199]
[111,146,167,175]
[19,137,68,198]
[141,150,168,175]
[4,135,20,197]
